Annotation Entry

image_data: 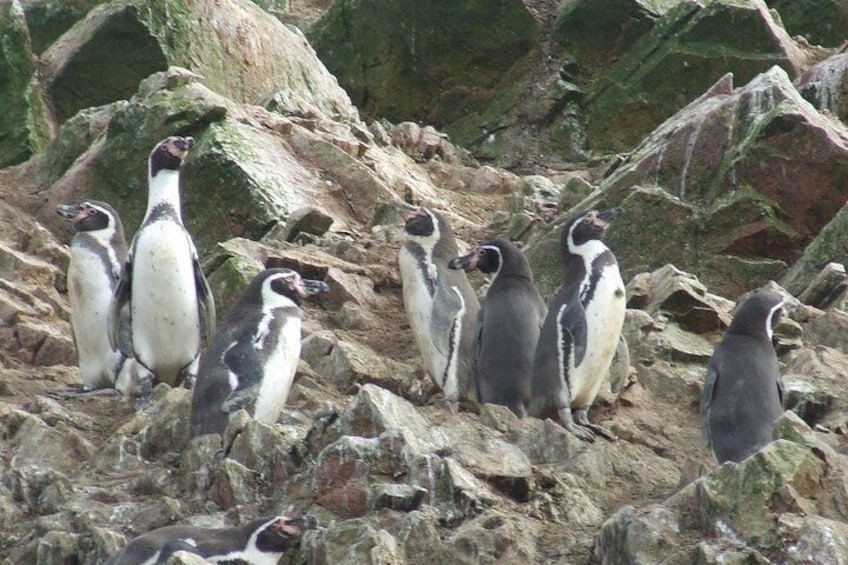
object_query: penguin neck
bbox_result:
[146,169,183,220]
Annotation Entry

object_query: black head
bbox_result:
[260,268,329,307]
[149,136,195,177]
[562,207,624,250]
[727,290,786,340]
[56,200,121,234]
[252,514,318,554]
[403,208,437,238]
[449,237,529,280]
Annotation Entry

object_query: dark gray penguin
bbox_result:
[529,208,626,441]
[701,290,787,464]
[398,207,480,413]
[190,268,328,437]
[56,200,138,393]
[449,237,547,417]
[109,136,216,396]
[104,513,317,565]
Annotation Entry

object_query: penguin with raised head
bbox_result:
[701,290,787,464]
[109,135,216,396]
[449,237,547,417]
[56,200,137,393]
[104,513,317,565]
[398,207,480,413]
[190,268,329,437]
[529,207,626,441]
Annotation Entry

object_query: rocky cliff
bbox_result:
[1,0,848,563]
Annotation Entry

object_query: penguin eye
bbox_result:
[87,208,98,216]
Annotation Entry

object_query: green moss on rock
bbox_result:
[766,0,848,48]
[781,205,848,295]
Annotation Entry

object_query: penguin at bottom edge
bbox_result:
[104,513,318,565]
[190,268,328,438]
[701,290,788,464]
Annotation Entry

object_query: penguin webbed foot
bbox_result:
[557,406,595,442]
[574,408,618,442]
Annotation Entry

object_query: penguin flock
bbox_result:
[56,134,796,561]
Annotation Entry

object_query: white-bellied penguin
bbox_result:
[449,237,547,417]
[529,207,626,441]
[701,290,787,464]
[398,207,480,413]
[56,200,138,394]
[103,513,317,565]
[109,135,216,397]
[190,268,328,437]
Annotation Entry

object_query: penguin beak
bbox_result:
[56,204,85,222]
[274,514,318,537]
[298,279,330,297]
[403,208,427,225]
[448,251,477,271]
[596,207,624,223]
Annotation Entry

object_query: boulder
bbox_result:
[781,203,848,296]
[797,53,848,123]
[309,0,538,126]
[20,0,107,55]
[766,0,848,48]
[450,511,540,564]
[587,0,805,151]
[594,504,687,564]
[39,0,356,124]
[0,0,52,167]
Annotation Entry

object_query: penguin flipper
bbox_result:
[558,302,587,370]
[192,250,217,342]
[700,364,719,446]
[221,338,264,410]
[429,283,464,360]
[108,259,132,352]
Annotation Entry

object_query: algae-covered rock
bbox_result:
[0,0,52,168]
[797,53,848,124]
[20,0,107,55]
[587,0,805,152]
[766,0,848,48]
[696,439,826,546]
[309,0,538,126]
[781,204,848,296]
[39,0,356,124]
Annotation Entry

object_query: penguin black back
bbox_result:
[701,290,786,464]
[449,237,546,417]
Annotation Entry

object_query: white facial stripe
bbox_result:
[479,245,503,281]
[211,517,284,565]
[765,299,785,341]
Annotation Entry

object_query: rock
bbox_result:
[782,203,848,296]
[783,345,848,430]
[778,513,848,564]
[266,206,334,243]
[211,458,256,510]
[797,53,848,123]
[128,497,185,536]
[35,530,79,565]
[20,0,106,55]
[767,0,848,47]
[112,385,192,461]
[206,253,264,322]
[555,0,663,73]
[309,0,538,126]
[226,419,300,486]
[450,511,539,564]
[587,0,805,151]
[6,465,72,514]
[6,409,94,475]
[574,66,848,296]
[39,0,355,123]
[626,264,734,333]
[0,0,52,168]
[312,435,381,519]
[594,504,687,565]
[368,483,427,513]
[302,517,408,565]
[696,440,826,546]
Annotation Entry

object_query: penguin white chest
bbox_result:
[399,246,438,372]
[569,264,626,406]
[68,244,121,388]
[251,313,302,424]
[131,221,200,378]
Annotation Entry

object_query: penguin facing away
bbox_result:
[701,290,787,464]
[103,513,317,565]
[398,207,480,413]
[109,135,216,395]
[190,268,329,437]
[529,207,626,441]
[56,200,138,393]
[449,237,547,418]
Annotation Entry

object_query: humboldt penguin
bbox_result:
[109,136,216,395]
[104,513,317,565]
[56,200,137,393]
[449,237,547,417]
[701,290,787,464]
[190,268,328,437]
[529,207,626,441]
[398,207,480,413]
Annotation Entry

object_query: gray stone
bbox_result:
[368,483,427,513]
[128,497,185,536]
[211,459,257,510]
[227,419,298,485]
[797,262,848,309]
[450,510,539,564]
[266,206,334,243]
[594,504,686,565]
